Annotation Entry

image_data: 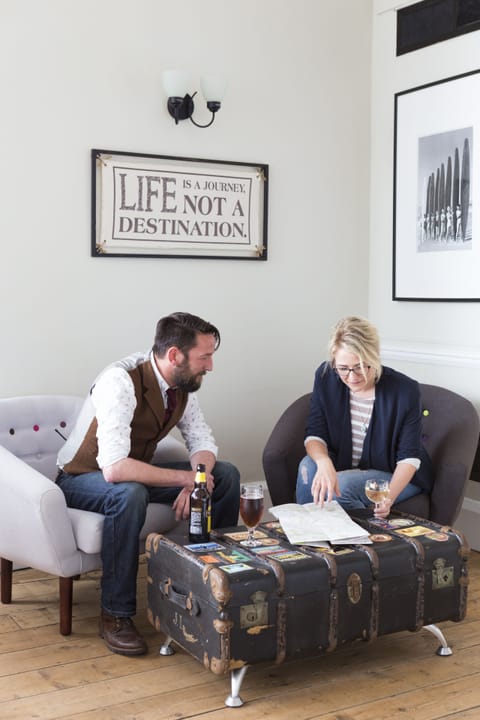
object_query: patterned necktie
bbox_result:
[164,387,177,426]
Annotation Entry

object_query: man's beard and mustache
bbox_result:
[172,358,206,393]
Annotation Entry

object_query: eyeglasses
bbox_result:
[335,364,371,378]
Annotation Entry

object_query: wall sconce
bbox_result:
[162,70,226,128]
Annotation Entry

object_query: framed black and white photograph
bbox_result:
[393,69,479,301]
[92,149,268,260]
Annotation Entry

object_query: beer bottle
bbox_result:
[188,463,211,543]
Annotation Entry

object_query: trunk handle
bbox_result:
[161,579,201,616]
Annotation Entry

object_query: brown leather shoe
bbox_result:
[99,611,148,656]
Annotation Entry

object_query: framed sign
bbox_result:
[393,69,478,301]
[92,149,268,260]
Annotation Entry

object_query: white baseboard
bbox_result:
[463,497,480,513]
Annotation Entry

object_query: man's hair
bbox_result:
[152,312,221,357]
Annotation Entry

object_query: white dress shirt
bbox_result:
[58,351,218,470]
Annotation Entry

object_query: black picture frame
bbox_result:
[393,69,479,301]
[91,149,268,260]
[397,0,480,56]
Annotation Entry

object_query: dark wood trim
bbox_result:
[0,558,13,604]
[59,576,74,636]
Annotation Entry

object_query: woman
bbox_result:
[296,316,433,519]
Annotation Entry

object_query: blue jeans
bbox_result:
[56,460,240,616]
[295,455,422,509]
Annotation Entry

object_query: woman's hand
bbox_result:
[373,496,393,519]
[311,457,341,507]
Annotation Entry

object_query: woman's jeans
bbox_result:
[296,455,422,508]
[56,460,240,617]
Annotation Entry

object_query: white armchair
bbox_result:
[0,394,189,635]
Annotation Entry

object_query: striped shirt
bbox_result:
[350,394,375,467]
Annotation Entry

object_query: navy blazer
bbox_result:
[305,363,433,491]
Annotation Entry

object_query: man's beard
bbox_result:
[172,361,205,393]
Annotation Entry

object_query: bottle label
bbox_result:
[189,504,210,541]
[190,509,204,533]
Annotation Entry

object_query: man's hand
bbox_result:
[205,471,214,495]
[172,487,191,521]
[172,470,215,521]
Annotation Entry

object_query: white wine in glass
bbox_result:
[239,483,264,547]
[365,478,390,515]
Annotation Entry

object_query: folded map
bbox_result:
[269,501,372,545]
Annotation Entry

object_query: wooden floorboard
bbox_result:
[1,553,480,719]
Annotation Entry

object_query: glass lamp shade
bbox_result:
[200,74,227,102]
[162,70,190,98]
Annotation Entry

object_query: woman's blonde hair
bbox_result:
[327,316,382,381]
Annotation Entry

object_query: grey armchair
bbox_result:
[262,383,480,527]
[0,395,189,635]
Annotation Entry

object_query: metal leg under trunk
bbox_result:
[159,636,249,707]
[225,665,248,707]
[423,623,453,656]
[159,635,175,656]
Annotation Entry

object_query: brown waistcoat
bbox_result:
[62,361,188,475]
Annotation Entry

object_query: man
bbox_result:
[56,312,240,656]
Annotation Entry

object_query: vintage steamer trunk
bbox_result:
[146,511,469,707]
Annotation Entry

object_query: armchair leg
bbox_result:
[1,562,74,635]
[59,576,74,636]
[1,558,13,603]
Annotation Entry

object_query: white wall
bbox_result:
[0,0,372,482]
[370,1,480,505]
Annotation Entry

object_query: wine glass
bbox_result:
[239,483,264,547]
[364,478,390,516]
